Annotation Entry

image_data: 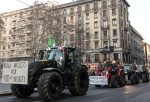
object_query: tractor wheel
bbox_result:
[145,73,149,83]
[37,72,63,101]
[135,73,140,84]
[110,75,119,88]
[142,74,146,83]
[11,84,34,98]
[118,73,126,87]
[10,71,35,98]
[95,85,101,87]
[69,67,89,96]
[130,74,136,84]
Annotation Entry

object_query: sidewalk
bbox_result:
[0,78,12,96]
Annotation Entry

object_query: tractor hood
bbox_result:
[28,60,59,71]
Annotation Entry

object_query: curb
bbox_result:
[0,91,12,96]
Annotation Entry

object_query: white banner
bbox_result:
[89,76,108,85]
[2,61,28,84]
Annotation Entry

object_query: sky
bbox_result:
[0,0,150,44]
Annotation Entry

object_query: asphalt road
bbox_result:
[0,83,150,102]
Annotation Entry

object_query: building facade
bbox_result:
[144,43,150,66]
[0,0,144,64]
[0,17,5,60]
[130,26,144,65]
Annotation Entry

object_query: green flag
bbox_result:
[48,35,55,48]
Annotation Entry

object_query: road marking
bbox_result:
[93,89,138,102]
[87,91,107,96]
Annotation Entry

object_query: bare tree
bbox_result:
[28,3,72,60]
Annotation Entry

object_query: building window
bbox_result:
[103,30,107,38]
[86,22,90,30]
[94,12,98,19]
[78,15,82,21]
[103,10,107,16]
[70,8,74,15]
[103,20,108,28]
[85,4,90,12]
[112,19,117,25]
[86,41,90,49]
[70,35,74,41]
[113,29,117,37]
[63,9,67,16]
[95,41,99,49]
[112,0,117,7]
[77,6,82,13]
[114,53,119,61]
[94,31,98,39]
[86,32,90,40]
[103,41,108,47]
[70,16,74,23]
[95,54,99,63]
[86,13,89,20]
[112,8,116,15]
[70,16,74,20]
[102,1,107,8]
[63,17,66,23]
[86,54,91,62]
[93,2,98,11]
[94,21,98,28]
[113,40,118,47]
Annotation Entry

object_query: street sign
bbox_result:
[89,76,108,85]
[2,61,28,84]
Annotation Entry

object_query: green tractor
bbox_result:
[11,47,89,101]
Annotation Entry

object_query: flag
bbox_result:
[48,35,55,48]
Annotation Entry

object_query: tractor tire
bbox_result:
[135,73,140,84]
[95,85,101,87]
[110,75,119,88]
[37,72,63,101]
[69,67,89,96]
[142,74,146,83]
[130,74,136,84]
[118,73,126,87]
[145,73,149,83]
[10,71,35,98]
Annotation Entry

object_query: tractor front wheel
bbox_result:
[37,72,63,101]
[69,67,89,96]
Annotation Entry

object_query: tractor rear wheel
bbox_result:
[69,67,89,95]
[118,73,126,87]
[110,75,119,88]
[10,71,35,98]
[11,84,34,98]
[130,74,136,84]
[37,72,63,101]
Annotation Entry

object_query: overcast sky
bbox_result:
[0,0,150,44]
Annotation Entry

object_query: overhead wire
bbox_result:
[16,0,30,6]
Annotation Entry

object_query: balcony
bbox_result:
[99,46,114,53]
[102,36,109,40]
[101,25,109,29]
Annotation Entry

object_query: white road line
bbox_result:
[87,91,107,96]
[93,89,138,102]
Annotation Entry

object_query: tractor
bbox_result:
[10,47,89,101]
[94,62,126,88]
[138,65,149,83]
[124,64,140,84]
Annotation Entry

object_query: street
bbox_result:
[0,83,150,102]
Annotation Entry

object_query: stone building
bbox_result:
[130,26,144,64]
[0,0,144,64]
[144,43,150,66]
